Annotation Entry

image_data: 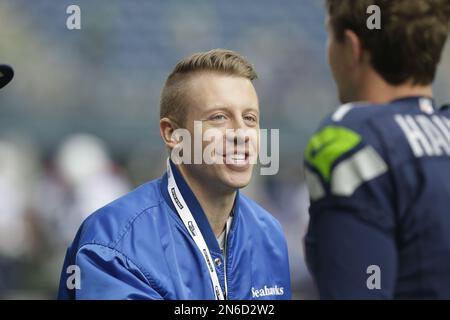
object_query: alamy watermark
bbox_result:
[366,264,381,290]
[170,121,279,176]
[367,5,381,30]
[66,264,81,290]
[66,5,81,30]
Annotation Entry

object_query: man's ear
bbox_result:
[160,117,179,149]
[343,29,364,68]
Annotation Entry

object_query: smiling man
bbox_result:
[58,49,291,300]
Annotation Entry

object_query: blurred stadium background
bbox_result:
[1,0,450,299]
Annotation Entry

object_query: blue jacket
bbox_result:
[304,97,450,299]
[58,161,291,299]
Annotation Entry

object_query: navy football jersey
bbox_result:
[304,96,450,299]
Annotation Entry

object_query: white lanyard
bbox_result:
[166,159,225,300]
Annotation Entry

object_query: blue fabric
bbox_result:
[58,162,291,300]
[305,97,450,299]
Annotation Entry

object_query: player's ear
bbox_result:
[160,117,180,149]
[343,29,364,68]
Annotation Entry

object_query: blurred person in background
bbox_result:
[0,139,31,297]
[0,64,25,297]
[25,133,131,299]
[57,49,291,300]
[304,0,450,299]
[33,133,131,244]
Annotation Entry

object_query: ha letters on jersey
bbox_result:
[395,114,450,157]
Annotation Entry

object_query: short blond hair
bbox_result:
[160,49,258,126]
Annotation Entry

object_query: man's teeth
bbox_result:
[226,154,246,164]
[231,154,246,161]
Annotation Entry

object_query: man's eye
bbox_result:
[210,114,227,121]
[244,115,257,123]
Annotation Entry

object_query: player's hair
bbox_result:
[160,49,257,126]
[326,0,450,85]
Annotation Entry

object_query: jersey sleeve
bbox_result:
[58,244,164,300]
[303,118,398,299]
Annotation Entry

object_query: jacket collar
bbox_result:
[160,159,239,255]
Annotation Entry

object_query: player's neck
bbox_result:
[177,164,236,237]
[357,72,433,104]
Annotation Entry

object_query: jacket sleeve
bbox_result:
[63,243,164,300]
[304,123,398,299]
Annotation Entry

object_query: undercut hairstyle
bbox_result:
[160,49,258,126]
[326,0,450,85]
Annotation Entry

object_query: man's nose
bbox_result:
[226,127,250,145]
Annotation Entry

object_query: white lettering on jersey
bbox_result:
[395,114,450,157]
[416,116,450,155]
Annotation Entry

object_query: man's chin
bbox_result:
[220,171,253,190]
[227,180,250,190]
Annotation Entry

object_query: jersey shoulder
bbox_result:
[304,102,393,200]
[318,101,401,133]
